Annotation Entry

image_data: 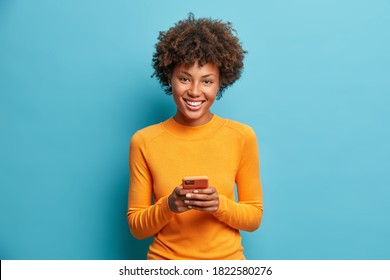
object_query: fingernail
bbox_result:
[186,193,192,198]
[193,190,199,193]
[184,200,190,204]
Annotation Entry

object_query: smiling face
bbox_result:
[170,61,220,126]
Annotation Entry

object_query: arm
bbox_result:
[213,127,263,232]
[126,132,174,239]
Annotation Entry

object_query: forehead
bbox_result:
[173,61,219,76]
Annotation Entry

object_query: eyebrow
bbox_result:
[178,71,217,78]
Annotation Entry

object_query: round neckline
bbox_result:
[161,115,226,140]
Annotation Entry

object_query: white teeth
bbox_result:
[186,100,202,107]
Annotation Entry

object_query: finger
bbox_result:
[176,186,196,196]
[176,206,191,213]
[184,198,219,208]
[194,187,216,194]
[170,199,191,213]
[185,192,218,201]
[169,189,191,213]
[174,185,184,194]
[187,205,219,213]
[189,187,218,196]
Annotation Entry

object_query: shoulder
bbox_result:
[130,122,166,146]
[220,117,257,138]
[219,118,259,154]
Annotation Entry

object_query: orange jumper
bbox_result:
[127,115,263,259]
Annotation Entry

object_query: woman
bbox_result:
[127,14,263,260]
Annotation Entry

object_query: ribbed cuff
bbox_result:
[158,195,176,219]
[213,194,228,219]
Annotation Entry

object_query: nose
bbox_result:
[188,82,201,97]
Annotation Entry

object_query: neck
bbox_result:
[173,112,214,126]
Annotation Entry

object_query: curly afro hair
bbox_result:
[152,13,247,99]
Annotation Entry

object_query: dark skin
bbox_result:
[168,186,220,214]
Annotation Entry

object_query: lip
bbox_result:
[183,98,205,111]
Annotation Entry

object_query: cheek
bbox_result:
[172,93,181,106]
[205,87,219,101]
[172,90,184,108]
[172,85,186,100]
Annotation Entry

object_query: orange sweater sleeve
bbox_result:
[126,132,174,239]
[213,127,263,232]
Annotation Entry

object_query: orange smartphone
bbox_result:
[182,176,208,189]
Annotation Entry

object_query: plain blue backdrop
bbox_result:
[1,0,389,259]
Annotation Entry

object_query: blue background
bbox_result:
[1,0,389,260]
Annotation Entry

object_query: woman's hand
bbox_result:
[168,186,220,214]
[168,186,192,213]
[183,187,220,213]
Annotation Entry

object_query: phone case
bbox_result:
[182,176,208,189]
